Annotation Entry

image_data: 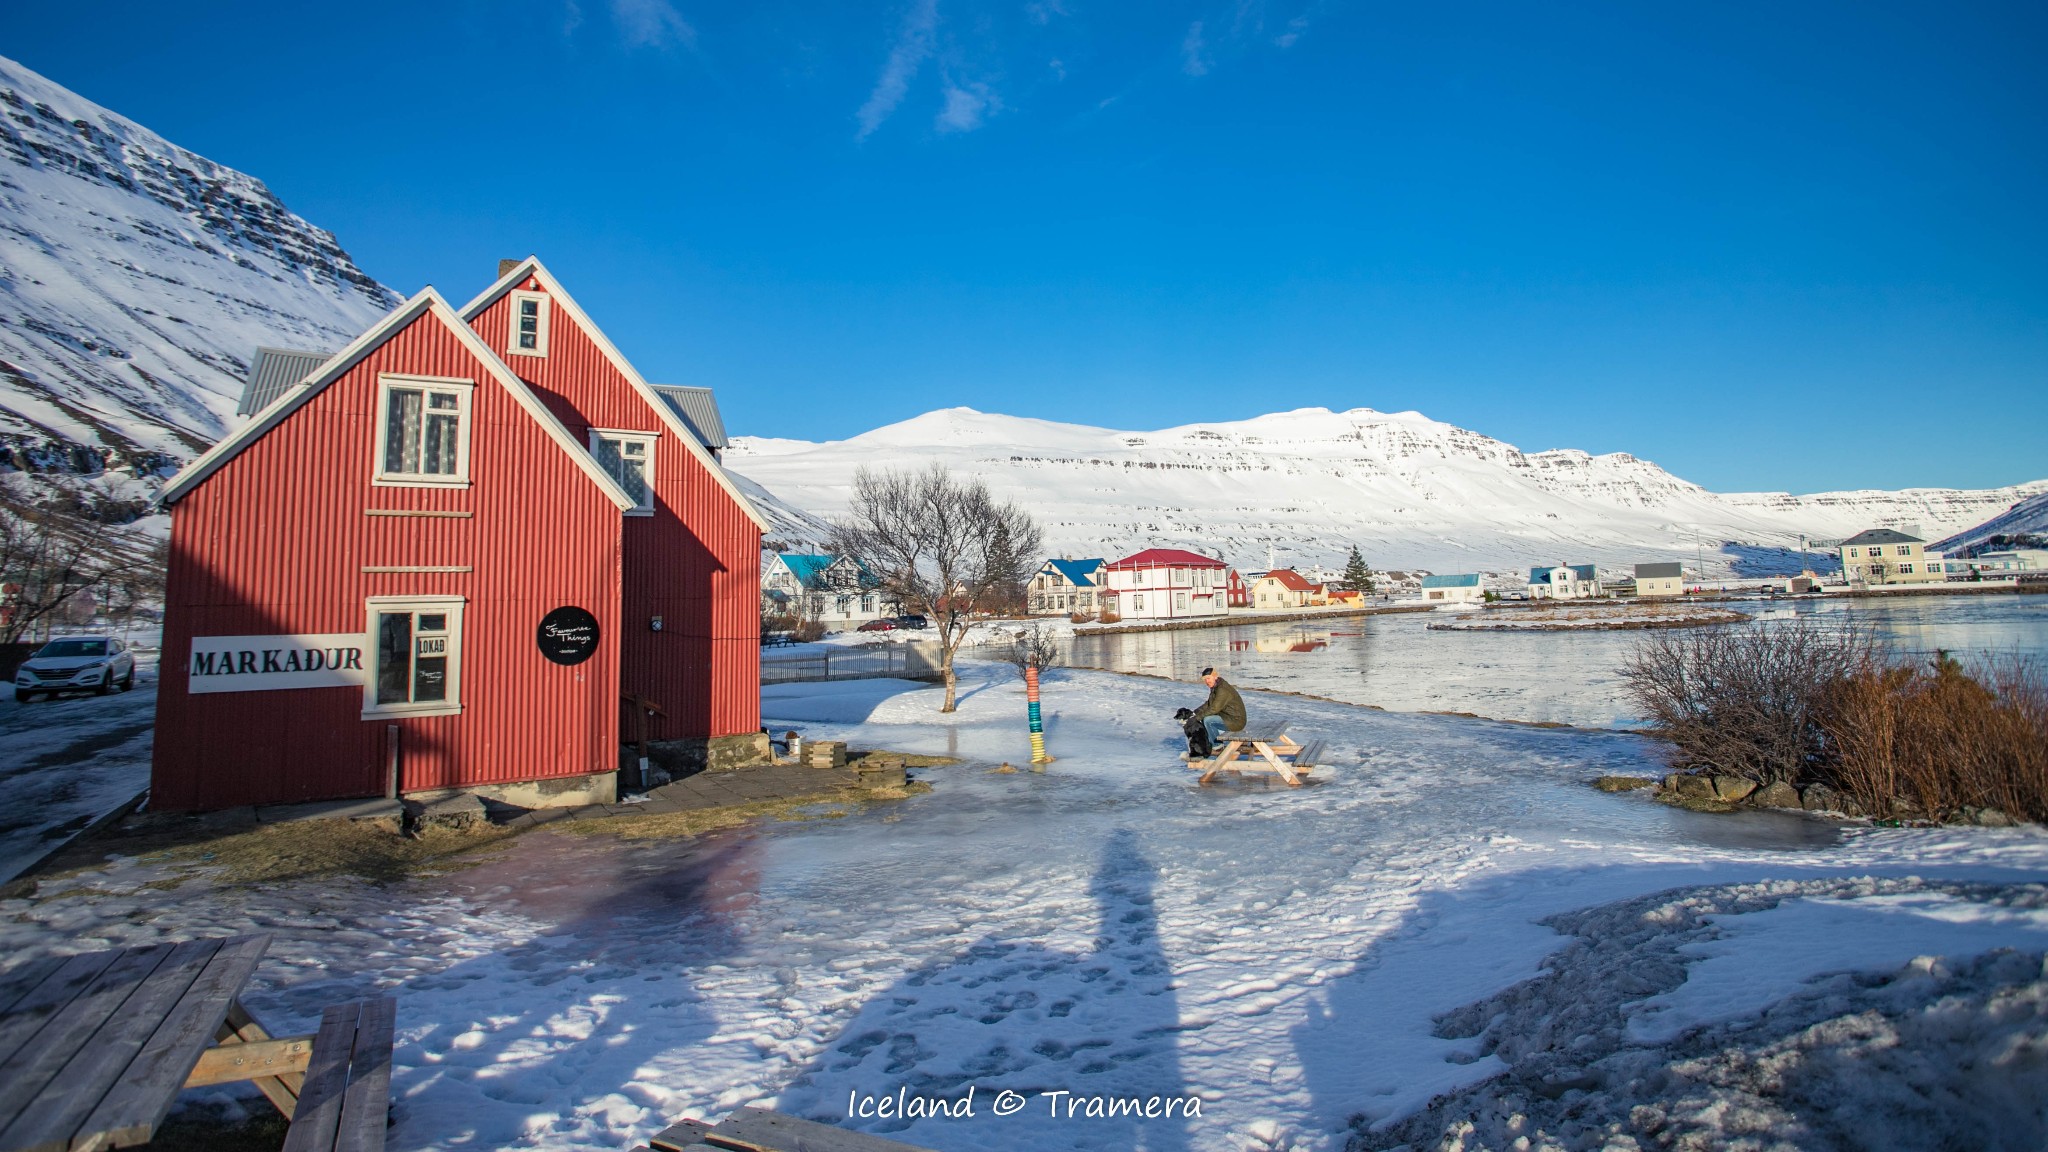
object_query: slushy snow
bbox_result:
[2,663,2043,1152]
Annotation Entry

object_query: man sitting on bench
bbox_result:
[1190,667,1247,751]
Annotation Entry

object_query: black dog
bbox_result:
[1173,707,1213,759]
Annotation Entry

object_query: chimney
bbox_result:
[498,258,522,279]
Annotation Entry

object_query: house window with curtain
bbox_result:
[590,430,656,512]
[374,376,472,486]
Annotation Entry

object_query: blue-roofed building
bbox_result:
[1527,564,1604,600]
[1029,557,1109,616]
[1419,572,1485,604]
[763,552,896,628]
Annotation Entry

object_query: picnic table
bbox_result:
[0,934,393,1152]
[1185,726,1325,787]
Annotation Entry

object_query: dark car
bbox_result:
[857,618,898,632]
[14,635,136,701]
[893,614,930,630]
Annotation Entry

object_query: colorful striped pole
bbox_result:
[1025,665,1052,765]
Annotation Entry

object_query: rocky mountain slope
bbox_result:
[0,55,396,473]
[726,407,2047,576]
[1935,491,2048,555]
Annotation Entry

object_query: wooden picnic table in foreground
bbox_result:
[0,933,392,1152]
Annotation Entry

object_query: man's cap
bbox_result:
[1201,667,1216,677]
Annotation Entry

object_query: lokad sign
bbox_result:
[187,634,369,694]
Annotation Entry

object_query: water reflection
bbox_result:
[1062,596,2048,730]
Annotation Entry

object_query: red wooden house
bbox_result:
[151,259,768,812]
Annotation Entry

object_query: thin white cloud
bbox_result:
[1181,20,1210,77]
[858,0,941,139]
[1025,0,1067,24]
[936,79,997,133]
[1275,14,1309,48]
[563,0,585,36]
[612,0,696,48]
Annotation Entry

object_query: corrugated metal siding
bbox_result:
[154,312,623,811]
[473,281,761,741]
[648,384,728,451]
[236,347,332,416]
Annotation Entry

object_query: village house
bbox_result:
[763,553,894,628]
[1838,529,1943,586]
[1419,573,1484,603]
[1226,568,1253,609]
[1528,564,1603,599]
[1634,562,1684,597]
[151,258,769,812]
[1325,586,1363,607]
[1028,558,1108,616]
[1100,548,1229,619]
[1252,569,1325,610]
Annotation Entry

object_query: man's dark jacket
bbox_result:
[1191,677,1247,732]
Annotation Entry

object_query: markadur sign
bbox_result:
[187,634,369,694]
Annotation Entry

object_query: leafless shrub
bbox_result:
[1006,623,1060,671]
[1096,609,1120,625]
[0,483,160,644]
[1818,653,2048,822]
[1623,618,1875,785]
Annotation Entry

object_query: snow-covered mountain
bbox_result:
[1935,492,2048,555]
[726,407,2048,576]
[0,55,396,471]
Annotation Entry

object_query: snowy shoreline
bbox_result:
[3,665,2044,1152]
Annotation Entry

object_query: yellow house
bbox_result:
[1252,569,1325,610]
[1838,529,1943,585]
[1633,562,1685,597]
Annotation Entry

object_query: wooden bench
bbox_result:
[1187,725,1326,787]
[279,998,395,1152]
[647,1106,937,1151]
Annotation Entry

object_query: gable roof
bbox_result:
[236,346,330,416]
[649,385,728,451]
[772,552,878,590]
[1042,558,1106,586]
[1529,564,1598,582]
[1420,573,1481,588]
[160,289,636,511]
[1108,548,1227,569]
[1261,569,1318,591]
[1840,528,1924,546]
[460,257,768,532]
[1635,562,1683,579]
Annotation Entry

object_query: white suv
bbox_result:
[13,636,137,701]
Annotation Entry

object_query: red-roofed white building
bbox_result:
[1252,568,1326,610]
[1100,548,1229,620]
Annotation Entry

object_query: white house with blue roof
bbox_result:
[1419,573,1485,603]
[763,553,896,628]
[1527,564,1603,599]
[1029,558,1109,616]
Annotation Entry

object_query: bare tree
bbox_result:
[0,485,158,644]
[832,464,1043,712]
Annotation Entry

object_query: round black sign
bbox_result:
[537,607,601,666]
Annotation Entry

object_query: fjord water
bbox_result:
[1060,594,2048,729]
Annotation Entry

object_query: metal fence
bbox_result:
[760,642,945,684]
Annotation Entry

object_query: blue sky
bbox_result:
[12,1,2047,493]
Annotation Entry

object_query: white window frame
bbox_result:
[589,428,659,515]
[508,290,551,357]
[363,595,465,719]
[373,375,474,488]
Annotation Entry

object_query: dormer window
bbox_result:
[375,375,472,487]
[591,429,656,513]
[509,290,550,357]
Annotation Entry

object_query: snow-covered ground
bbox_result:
[3,663,2044,1151]
[0,644,158,883]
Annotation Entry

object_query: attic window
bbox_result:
[509,290,550,357]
